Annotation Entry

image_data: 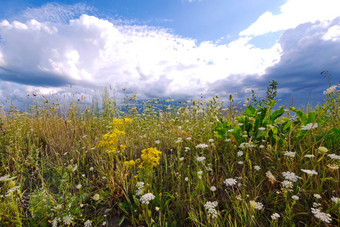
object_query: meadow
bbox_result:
[0,82,339,226]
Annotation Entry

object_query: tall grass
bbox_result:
[0,84,339,226]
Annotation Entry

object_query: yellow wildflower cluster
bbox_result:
[97,118,132,154]
[123,147,162,169]
[140,147,162,168]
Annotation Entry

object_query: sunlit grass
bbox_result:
[0,84,339,226]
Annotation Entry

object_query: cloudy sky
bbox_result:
[0,0,339,107]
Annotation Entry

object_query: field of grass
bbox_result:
[0,84,339,226]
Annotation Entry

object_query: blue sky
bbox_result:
[0,0,339,106]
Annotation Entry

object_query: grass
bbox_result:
[0,84,339,226]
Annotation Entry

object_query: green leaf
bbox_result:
[270,106,285,122]
[243,105,256,117]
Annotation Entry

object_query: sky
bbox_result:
[0,0,340,108]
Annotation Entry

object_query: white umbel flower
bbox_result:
[311,208,332,223]
[271,213,280,220]
[63,214,73,225]
[140,193,155,204]
[224,178,237,186]
[204,201,218,218]
[282,172,300,182]
[301,169,318,175]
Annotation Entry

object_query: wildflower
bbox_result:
[63,214,74,225]
[196,143,209,149]
[250,200,263,210]
[155,140,160,144]
[301,123,318,130]
[224,178,237,186]
[179,157,184,161]
[311,208,332,223]
[331,197,340,203]
[327,164,339,170]
[76,184,82,189]
[259,145,265,149]
[84,220,92,227]
[327,154,340,160]
[196,156,206,162]
[140,147,162,167]
[123,160,136,167]
[271,213,280,220]
[136,182,144,196]
[238,123,243,126]
[140,193,155,204]
[210,186,217,192]
[282,172,300,182]
[204,201,218,218]
[301,169,318,175]
[281,180,293,189]
[258,127,265,131]
[186,137,192,140]
[323,85,337,95]
[238,161,244,165]
[266,171,276,184]
[237,151,243,157]
[227,129,234,132]
[304,154,315,158]
[93,194,100,201]
[155,207,160,211]
[254,165,261,171]
[208,139,214,143]
[314,194,321,199]
[72,165,78,172]
[225,138,231,142]
[52,218,60,227]
[242,134,248,138]
[313,202,321,207]
[184,177,189,181]
[197,170,203,175]
[184,147,190,151]
[318,146,328,153]
[284,151,296,158]
[292,195,299,200]
[175,138,183,143]
[89,167,94,171]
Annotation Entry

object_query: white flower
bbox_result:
[52,218,60,227]
[238,161,244,165]
[196,156,206,162]
[301,169,318,175]
[72,165,78,172]
[179,157,184,161]
[238,123,243,126]
[323,85,337,95]
[84,220,92,227]
[155,207,160,211]
[242,134,248,138]
[313,202,321,207]
[282,172,300,182]
[76,184,82,189]
[254,165,261,171]
[258,127,266,131]
[271,213,280,220]
[197,171,203,175]
[225,138,231,142]
[89,167,94,171]
[155,140,160,144]
[196,143,209,149]
[186,137,192,140]
[311,208,332,223]
[259,145,265,149]
[184,177,189,181]
[292,195,299,200]
[175,138,183,143]
[93,194,100,201]
[63,214,74,225]
[301,123,318,130]
[224,178,237,186]
[210,186,217,192]
[228,129,234,132]
[136,182,144,196]
[284,151,296,158]
[281,180,293,189]
[204,201,218,218]
[237,151,243,157]
[208,139,214,143]
[250,200,263,210]
[304,154,315,158]
[314,194,321,199]
[331,197,340,203]
[184,147,190,151]
[140,193,155,204]
[327,154,340,160]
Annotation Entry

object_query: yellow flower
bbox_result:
[140,147,162,167]
[318,146,328,153]
[123,160,136,167]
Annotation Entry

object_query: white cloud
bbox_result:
[0,14,282,99]
[240,0,340,37]
[323,25,340,41]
